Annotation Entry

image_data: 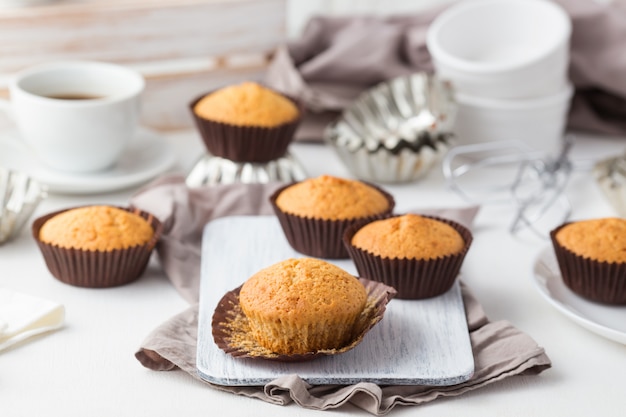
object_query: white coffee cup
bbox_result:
[0,61,145,173]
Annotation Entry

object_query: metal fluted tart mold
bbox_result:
[594,153,626,218]
[0,167,47,244]
[185,151,307,187]
[325,72,457,183]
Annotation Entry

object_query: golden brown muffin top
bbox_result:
[193,82,299,127]
[556,217,626,263]
[39,206,153,251]
[239,258,367,325]
[275,175,390,220]
[351,214,464,260]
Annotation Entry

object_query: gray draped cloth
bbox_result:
[264,0,626,141]
[130,175,551,416]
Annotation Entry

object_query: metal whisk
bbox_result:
[443,137,574,237]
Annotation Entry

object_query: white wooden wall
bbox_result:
[0,0,603,131]
[0,0,288,130]
[286,0,457,37]
[0,0,457,130]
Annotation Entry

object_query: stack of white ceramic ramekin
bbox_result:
[427,0,573,155]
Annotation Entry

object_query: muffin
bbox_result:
[551,218,626,304]
[270,175,395,258]
[238,258,367,355]
[344,214,472,299]
[32,205,162,288]
[190,81,302,163]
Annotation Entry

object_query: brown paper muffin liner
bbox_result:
[343,214,473,299]
[212,278,397,362]
[31,206,163,288]
[189,90,303,163]
[550,224,626,304]
[269,182,395,259]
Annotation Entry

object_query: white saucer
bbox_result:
[0,128,176,194]
[532,247,626,345]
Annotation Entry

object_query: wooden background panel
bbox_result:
[0,0,457,130]
[0,0,286,74]
[0,0,286,130]
[285,0,457,37]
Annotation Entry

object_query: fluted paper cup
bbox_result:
[343,214,473,299]
[269,182,395,259]
[32,206,162,288]
[190,90,303,163]
[551,224,626,305]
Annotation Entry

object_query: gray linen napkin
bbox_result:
[130,175,550,416]
[265,0,626,141]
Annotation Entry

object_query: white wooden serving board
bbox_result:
[197,216,474,386]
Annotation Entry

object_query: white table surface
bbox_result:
[2,128,626,416]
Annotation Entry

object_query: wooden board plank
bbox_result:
[196,216,474,386]
[0,0,286,73]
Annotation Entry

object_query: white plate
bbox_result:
[532,247,626,345]
[0,128,176,194]
[196,216,475,386]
